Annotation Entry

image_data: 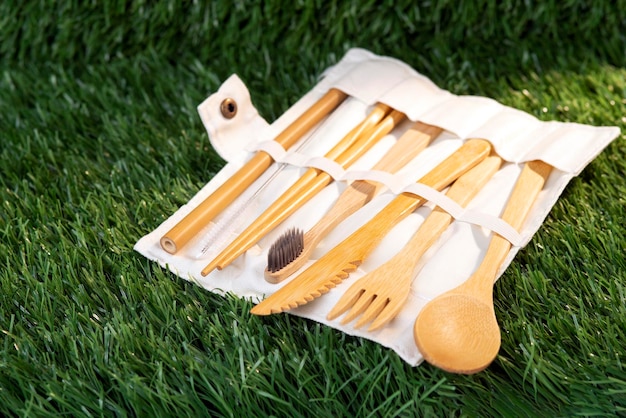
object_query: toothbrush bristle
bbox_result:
[267,228,304,273]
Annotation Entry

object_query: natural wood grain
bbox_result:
[327,155,503,330]
[200,106,402,275]
[413,160,552,374]
[160,88,348,254]
[264,121,444,283]
[250,139,492,316]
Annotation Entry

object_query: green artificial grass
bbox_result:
[1,1,625,416]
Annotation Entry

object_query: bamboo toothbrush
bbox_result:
[200,106,404,276]
[160,88,347,255]
[264,121,444,283]
[250,139,491,316]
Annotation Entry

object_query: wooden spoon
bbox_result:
[413,160,552,374]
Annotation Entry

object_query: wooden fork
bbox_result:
[327,155,502,331]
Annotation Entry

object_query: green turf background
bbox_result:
[1,1,625,416]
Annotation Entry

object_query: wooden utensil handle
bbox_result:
[159,88,347,254]
[345,139,492,261]
[467,160,552,294]
[400,155,503,272]
[372,122,443,173]
[366,121,442,197]
[500,160,552,230]
[305,121,442,258]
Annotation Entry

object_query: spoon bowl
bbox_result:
[414,293,501,374]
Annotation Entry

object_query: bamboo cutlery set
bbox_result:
[135,49,619,372]
[156,88,552,374]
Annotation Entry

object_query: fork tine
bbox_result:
[354,295,390,329]
[367,298,407,332]
[326,286,364,320]
[340,291,376,324]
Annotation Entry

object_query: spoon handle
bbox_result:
[465,160,552,295]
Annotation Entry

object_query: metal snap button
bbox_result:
[220,98,237,119]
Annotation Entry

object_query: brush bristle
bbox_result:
[267,228,304,273]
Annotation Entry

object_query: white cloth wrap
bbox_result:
[135,48,620,366]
